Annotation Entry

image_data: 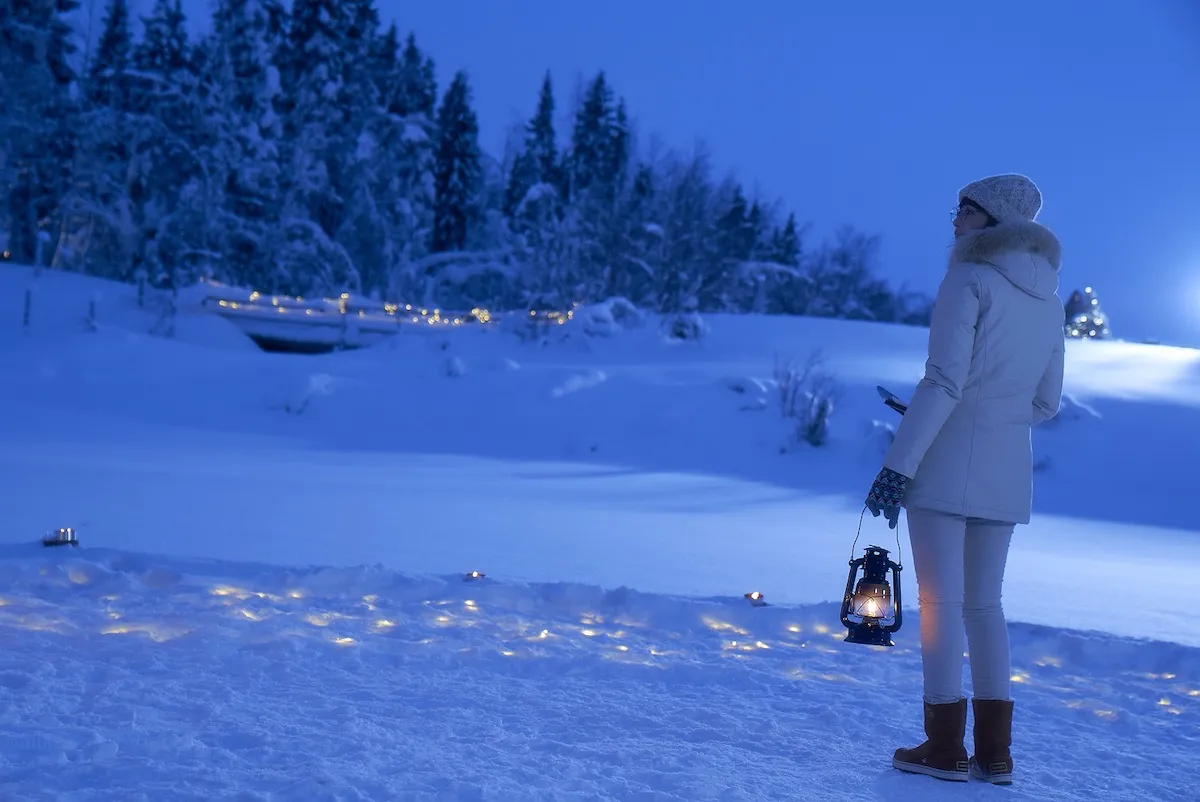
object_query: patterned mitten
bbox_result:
[865,467,909,529]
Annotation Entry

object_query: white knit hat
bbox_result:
[958,174,1042,223]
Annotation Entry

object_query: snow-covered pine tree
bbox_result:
[132,0,203,287]
[380,31,437,118]
[762,212,812,314]
[504,71,558,218]
[275,0,362,295]
[770,213,802,267]
[86,0,132,110]
[64,0,140,277]
[565,72,616,202]
[555,71,630,305]
[721,192,796,315]
[604,98,630,213]
[134,0,190,91]
[278,0,344,231]
[593,93,632,302]
[714,183,755,311]
[716,185,753,259]
[372,27,437,301]
[611,161,663,306]
[431,71,482,253]
[331,0,388,296]
[1,0,80,266]
[504,71,576,310]
[192,0,288,290]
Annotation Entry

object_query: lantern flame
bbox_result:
[849,580,894,621]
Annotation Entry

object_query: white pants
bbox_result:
[905,507,1015,704]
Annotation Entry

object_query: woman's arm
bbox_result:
[1032,336,1065,425]
[883,265,982,478]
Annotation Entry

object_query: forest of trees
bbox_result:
[1,0,932,325]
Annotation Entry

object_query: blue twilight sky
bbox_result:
[163,0,1200,345]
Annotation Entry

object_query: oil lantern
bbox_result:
[839,544,903,646]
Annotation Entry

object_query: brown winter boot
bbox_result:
[969,698,1014,785]
[892,698,969,782]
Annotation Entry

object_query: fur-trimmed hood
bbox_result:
[950,219,1062,300]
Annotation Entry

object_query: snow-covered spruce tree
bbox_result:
[431,71,482,253]
[135,0,190,79]
[714,183,760,311]
[716,184,755,265]
[275,0,361,295]
[759,213,812,314]
[190,0,288,291]
[504,71,574,311]
[609,162,662,306]
[374,28,438,301]
[380,29,437,119]
[132,0,210,288]
[0,0,80,266]
[553,72,631,306]
[329,0,387,296]
[770,213,802,268]
[61,0,147,278]
[734,206,807,316]
[1064,286,1111,339]
[504,71,559,219]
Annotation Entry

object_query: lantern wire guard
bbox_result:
[840,506,905,646]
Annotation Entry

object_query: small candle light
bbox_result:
[744,591,767,607]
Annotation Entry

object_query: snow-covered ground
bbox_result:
[1,264,1198,800]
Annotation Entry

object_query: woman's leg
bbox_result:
[963,518,1015,700]
[892,506,970,781]
[963,517,1017,785]
[905,507,967,703]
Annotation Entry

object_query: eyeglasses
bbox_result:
[951,206,982,221]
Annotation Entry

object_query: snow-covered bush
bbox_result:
[774,350,840,448]
[664,311,707,343]
[577,297,643,337]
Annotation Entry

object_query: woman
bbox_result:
[864,174,1065,785]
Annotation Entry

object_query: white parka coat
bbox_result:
[883,220,1066,525]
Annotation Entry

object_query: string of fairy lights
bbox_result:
[205,281,577,328]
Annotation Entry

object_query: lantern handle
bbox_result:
[852,505,905,570]
[849,506,867,561]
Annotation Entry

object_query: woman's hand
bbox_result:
[865,467,909,529]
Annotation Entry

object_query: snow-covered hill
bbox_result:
[1,264,1198,800]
